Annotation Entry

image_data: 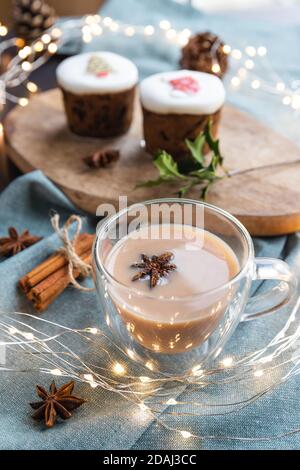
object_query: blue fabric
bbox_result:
[0,0,300,450]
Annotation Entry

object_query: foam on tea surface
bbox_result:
[104,224,240,353]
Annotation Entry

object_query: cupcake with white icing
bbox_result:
[140,70,225,168]
[56,52,139,138]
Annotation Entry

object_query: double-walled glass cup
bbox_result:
[93,199,297,375]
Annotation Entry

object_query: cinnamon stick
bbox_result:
[30,251,92,305]
[19,233,94,293]
[32,251,92,312]
[19,232,95,313]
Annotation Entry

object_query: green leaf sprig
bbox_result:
[137,121,227,200]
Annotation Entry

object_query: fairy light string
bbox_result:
[0,290,300,443]
[0,15,298,113]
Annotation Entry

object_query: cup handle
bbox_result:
[241,258,298,321]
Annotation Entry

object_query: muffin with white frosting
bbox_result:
[140,70,225,168]
[56,52,139,138]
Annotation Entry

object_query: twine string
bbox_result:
[51,213,94,292]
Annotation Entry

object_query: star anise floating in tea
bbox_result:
[0,227,42,257]
[30,380,86,428]
[131,252,177,288]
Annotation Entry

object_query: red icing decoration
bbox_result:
[97,71,109,78]
[169,76,200,94]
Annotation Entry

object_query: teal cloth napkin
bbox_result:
[0,170,299,450]
[0,0,300,450]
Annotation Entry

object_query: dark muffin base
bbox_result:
[61,86,136,138]
[142,107,221,170]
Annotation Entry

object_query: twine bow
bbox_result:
[51,213,94,292]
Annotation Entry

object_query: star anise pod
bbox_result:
[30,380,86,428]
[0,227,42,257]
[131,252,177,289]
[83,148,120,168]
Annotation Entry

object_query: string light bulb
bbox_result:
[125,26,135,37]
[166,398,177,405]
[50,368,62,376]
[82,25,91,34]
[223,44,231,54]
[211,63,221,74]
[144,25,155,36]
[166,29,176,40]
[109,22,119,32]
[138,403,149,412]
[139,376,151,383]
[91,24,103,35]
[93,14,101,23]
[181,28,191,38]
[18,98,29,107]
[254,369,264,377]
[15,38,25,48]
[145,361,154,371]
[113,362,126,375]
[26,82,38,93]
[18,46,32,59]
[177,34,189,46]
[238,68,247,78]
[21,61,32,72]
[257,46,267,56]
[84,374,94,381]
[231,76,241,87]
[86,327,98,335]
[251,79,261,89]
[0,26,8,36]
[231,49,242,60]
[245,46,256,57]
[291,95,300,110]
[34,41,44,52]
[126,348,135,360]
[103,17,113,26]
[245,59,254,70]
[41,34,51,44]
[283,96,292,105]
[85,15,96,25]
[192,365,204,376]
[276,82,285,92]
[221,357,234,368]
[51,28,62,38]
[8,327,18,335]
[180,430,192,439]
[48,43,58,54]
[83,34,92,43]
[159,20,171,30]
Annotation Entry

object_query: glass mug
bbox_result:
[93,199,297,375]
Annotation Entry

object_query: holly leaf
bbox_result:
[153,150,186,180]
[136,151,186,189]
[136,177,166,188]
[189,168,217,182]
[178,179,199,198]
[200,183,212,200]
[185,133,206,166]
[204,121,222,164]
[135,124,225,200]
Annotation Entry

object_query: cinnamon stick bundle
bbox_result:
[19,233,95,312]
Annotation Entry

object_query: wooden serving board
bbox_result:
[4,88,300,236]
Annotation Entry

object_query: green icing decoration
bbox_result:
[86,55,112,77]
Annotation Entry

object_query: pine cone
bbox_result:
[180,32,229,79]
[13,0,56,42]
